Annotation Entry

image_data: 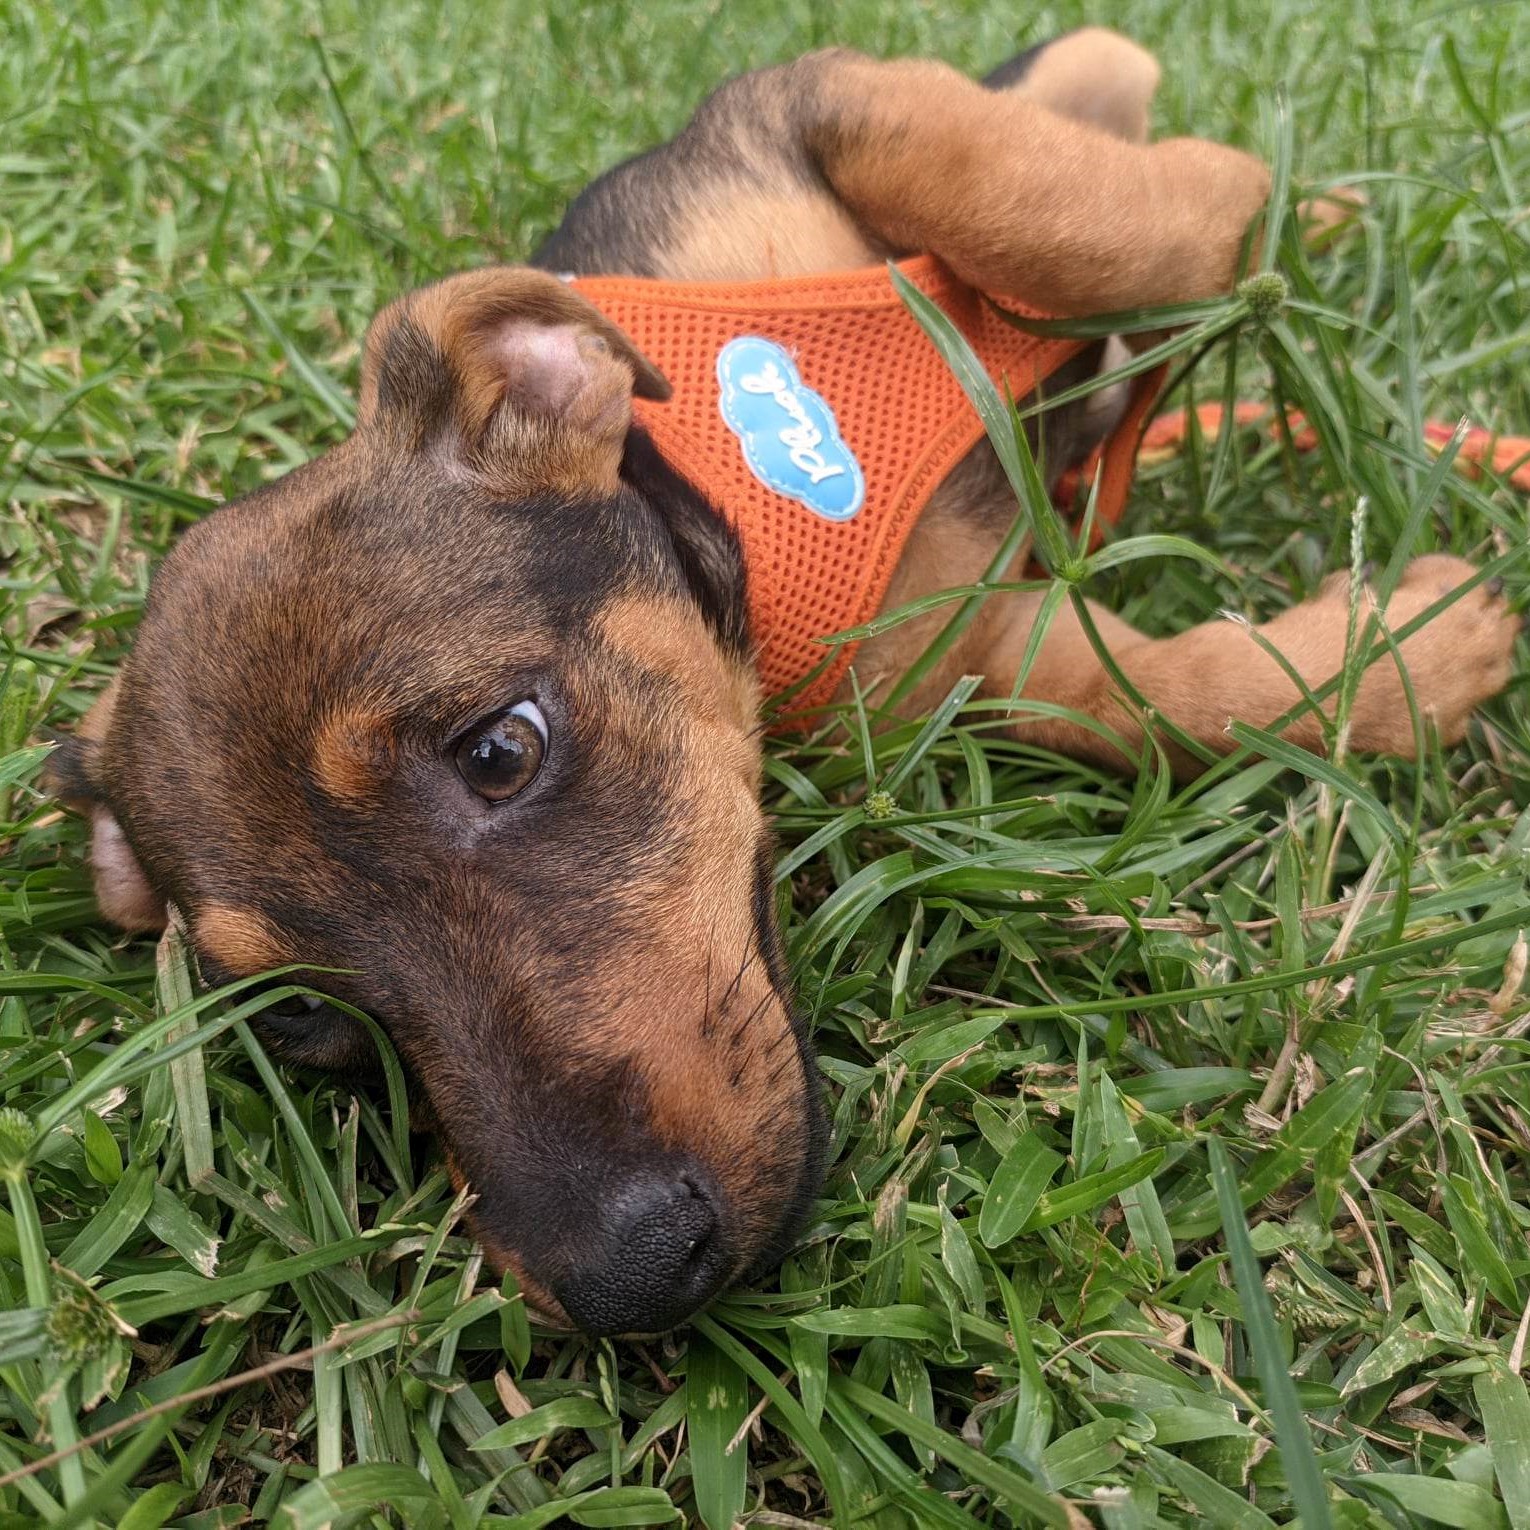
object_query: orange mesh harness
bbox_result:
[572,255,1158,712]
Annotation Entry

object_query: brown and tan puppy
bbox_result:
[47,30,1518,1335]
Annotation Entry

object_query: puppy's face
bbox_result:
[54,269,824,1336]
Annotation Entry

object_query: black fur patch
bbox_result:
[373,314,456,426]
[981,37,1064,92]
[622,428,750,662]
[41,733,99,809]
[531,57,834,278]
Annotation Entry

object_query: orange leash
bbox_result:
[1138,403,1530,492]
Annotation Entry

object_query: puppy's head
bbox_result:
[52,267,824,1336]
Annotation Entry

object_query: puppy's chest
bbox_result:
[571,257,1134,712]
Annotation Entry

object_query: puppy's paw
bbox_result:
[1350,554,1518,750]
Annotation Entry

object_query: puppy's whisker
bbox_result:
[700,919,718,1039]
[720,940,759,1013]
[761,1025,794,1056]
[729,985,775,1050]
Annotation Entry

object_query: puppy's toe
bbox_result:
[1385,553,1519,739]
[1410,555,1516,657]
[1396,552,1485,598]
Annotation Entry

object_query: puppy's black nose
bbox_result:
[554,1172,726,1336]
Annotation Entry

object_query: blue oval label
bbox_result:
[716,336,865,521]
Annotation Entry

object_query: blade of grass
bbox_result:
[1208,1137,1331,1529]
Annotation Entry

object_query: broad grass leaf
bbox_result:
[1441,1178,1520,1312]
[1143,1445,1279,1529]
[0,1307,48,1366]
[1172,1069,1371,1235]
[58,1161,155,1280]
[978,1130,1063,1248]
[567,1486,683,1527]
[833,1375,1072,1527]
[686,1334,749,1530]
[1347,1470,1510,1530]
[472,1398,613,1453]
[271,1464,450,1530]
[1147,1406,1254,1446]
[81,1108,122,1186]
[1021,1150,1165,1234]
[1038,1417,1129,1491]
[1475,1358,1530,1529]
[791,1304,954,1346]
[144,1182,220,1277]
[1342,1321,1445,1398]
[691,1314,852,1527]
[116,1482,191,1530]
[938,1194,985,1311]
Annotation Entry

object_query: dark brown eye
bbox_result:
[264,990,329,1020]
[455,700,548,803]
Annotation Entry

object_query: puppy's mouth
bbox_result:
[472,1245,576,1331]
[741,1129,824,1287]
[519,1284,576,1332]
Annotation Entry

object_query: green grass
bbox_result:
[3,0,1530,1524]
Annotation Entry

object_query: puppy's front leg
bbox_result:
[966,556,1517,777]
[802,46,1271,316]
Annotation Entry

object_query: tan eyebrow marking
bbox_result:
[196,904,293,976]
[312,706,400,806]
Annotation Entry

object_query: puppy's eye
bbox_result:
[264,991,328,1021]
[456,700,548,803]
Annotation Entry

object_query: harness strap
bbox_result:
[573,256,1153,711]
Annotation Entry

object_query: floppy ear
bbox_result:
[622,426,751,663]
[356,265,670,498]
[43,684,166,934]
[83,804,164,932]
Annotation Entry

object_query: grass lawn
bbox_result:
[3,0,1530,1524]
